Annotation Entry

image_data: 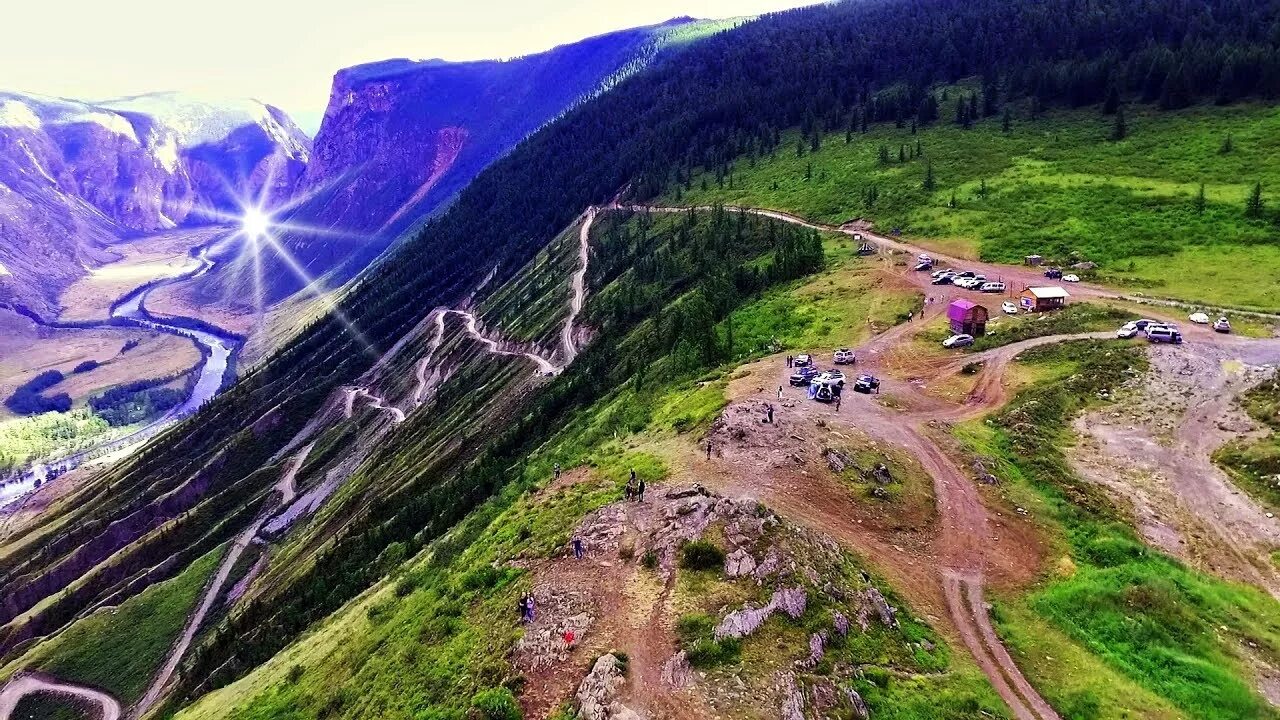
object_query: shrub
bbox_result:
[641,550,658,569]
[470,687,522,720]
[286,664,305,684]
[72,360,100,374]
[679,540,725,571]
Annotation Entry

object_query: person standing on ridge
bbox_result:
[554,463,561,481]
[572,536,584,559]
[778,385,784,399]
[637,478,646,502]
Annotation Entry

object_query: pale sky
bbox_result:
[4,0,818,134]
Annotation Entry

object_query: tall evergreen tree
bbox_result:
[923,162,936,191]
[1220,134,1234,154]
[1246,182,1265,218]
[1002,107,1013,133]
[1194,183,1206,214]
[1103,83,1121,114]
[879,145,891,164]
[1110,105,1128,140]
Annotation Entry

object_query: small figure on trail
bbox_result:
[630,468,637,485]
[625,479,635,501]
[564,630,576,647]
[638,478,646,502]
[787,355,793,367]
[908,310,914,322]
[572,536,584,559]
[835,395,842,411]
[554,463,561,481]
[518,594,530,623]
[706,440,714,460]
[526,593,537,622]
[766,404,775,424]
[778,385,784,399]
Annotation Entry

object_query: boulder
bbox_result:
[660,651,693,689]
[778,672,806,720]
[575,654,628,720]
[666,484,708,500]
[725,547,757,578]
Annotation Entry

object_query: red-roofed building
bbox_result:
[947,299,989,336]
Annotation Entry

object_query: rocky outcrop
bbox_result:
[855,586,899,630]
[575,654,640,720]
[725,547,757,577]
[246,20,701,303]
[778,671,805,720]
[715,586,807,640]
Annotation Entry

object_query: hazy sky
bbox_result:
[5,0,818,133]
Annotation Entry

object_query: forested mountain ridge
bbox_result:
[5,0,1280,717]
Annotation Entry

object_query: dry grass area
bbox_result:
[0,310,200,419]
[57,227,226,323]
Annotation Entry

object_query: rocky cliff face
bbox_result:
[246,18,704,303]
[0,91,309,314]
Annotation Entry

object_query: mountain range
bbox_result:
[0,91,310,316]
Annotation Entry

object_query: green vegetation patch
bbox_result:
[961,340,1280,720]
[2,544,224,704]
[1215,376,1280,512]
[675,101,1280,311]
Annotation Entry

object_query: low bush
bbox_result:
[679,540,725,571]
[72,360,100,374]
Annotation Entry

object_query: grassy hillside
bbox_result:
[673,100,1280,312]
[0,544,222,704]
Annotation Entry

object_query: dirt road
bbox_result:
[0,672,121,720]
[560,208,596,364]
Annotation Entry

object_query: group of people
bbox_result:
[624,468,646,501]
[517,591,537,623]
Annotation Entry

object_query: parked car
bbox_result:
[816,369,846,386]
[914,260,933,271]
[789,366,820,386]
[1213,317,1232,333]
[1132,319,1158,332]
[1044,267,1063,279]
[955,277,981,289]
[833,348,856,364]
[1189,312,1210,324]
[1062,274,1080,283]
[1116,322,1141,339]
[1147,326,1184,344]
[980,282,1006,293]
[853,374,881,394]
[813,382,838,403]
[954,270,976,279]
[794,353,813,367]
[1001,301,1018,314]
[943,333,975,348]
[931,274,954,285]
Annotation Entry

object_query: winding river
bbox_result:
[0,237,240,508]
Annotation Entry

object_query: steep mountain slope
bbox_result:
[0,91,309,315]
[5,1,1280,718]
[199,17,718,306]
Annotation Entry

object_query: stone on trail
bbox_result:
[666,484,708,500]
[778,671,806,720]
[660,650,694,689]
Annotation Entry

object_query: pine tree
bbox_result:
[910,119,917,135]
[811,131,820,152]
[1002,107,1012,133]
[898,145,906,162]
[1220,134,1234,154]
[979,178,989,199]
[805,162,812,181]
[982,74,999,116]
[948,192,957,208]
[968,94,979,122]
[879,145,890,164]
[1246,182,1265,218]
[1194,183,1205,214]
[923,162,936,191]
[915,139,922,157]
[1110,105,1127,140]
[1103,83,1121,114]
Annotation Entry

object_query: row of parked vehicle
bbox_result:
[788,352,881,399]
[1116,318,1184,343]
[927,267,1007,294]
[1042,267,1081,282]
